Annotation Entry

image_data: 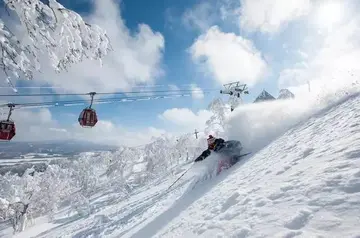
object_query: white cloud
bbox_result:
[71,121,168,147]
[33,0,165,93]
[168,84,180,91]
[11,108,66,141]
[297,50,309,59]
[314,1,345,30]
[219,0,241,21]
[278,61,310,87]
[49,128,68,133]
[190,84,205,99]
[159,108,212,130]
[8,108,168,147]
[182,2,218,32]
[278,13,360,94]
[190,26,268,86]
[239,0,311,33]
[181,0,242,33]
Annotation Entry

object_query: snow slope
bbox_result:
[2,91,360,238]
[154,93,360,237]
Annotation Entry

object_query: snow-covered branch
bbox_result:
[0,20,34,79]
[1,0,112,80]
[205,98,229,137]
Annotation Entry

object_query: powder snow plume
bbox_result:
[226,81,360,152]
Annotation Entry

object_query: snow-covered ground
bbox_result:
[1,91,360,238]
[156,93,360,238]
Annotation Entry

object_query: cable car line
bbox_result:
[0,88,218,97]
[0,83,201,90]
[0,88,214,141]
[0,82,252,141]
[0,91,208,108]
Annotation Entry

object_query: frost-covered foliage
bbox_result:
[0,0,111,80]
[0,165,74,232]
[0,19,33,80]
[0,135,206,233]
[0,152,111,233]
[175,133,206,161]
[205,98,229,137]
[106,136,204,192]
[228,95,243,111]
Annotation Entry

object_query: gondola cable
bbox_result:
[0,88,218,97]
[0,90,214,141]
[0,91,209,108]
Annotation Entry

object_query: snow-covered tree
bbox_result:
[174,134,204,162]
[205,98,228,137]
[143,137,174,173]
[0,132,218,233]
[228,95,242,111]
[0,169,36,233]
[0,164,77,233]
[67,153,110,216]
[105,147,144,195]
[0,0,112,81]
[32,165,75,219]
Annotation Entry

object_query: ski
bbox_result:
[236,152,252,158]
[217,152,252,175]
[232,151,252,164]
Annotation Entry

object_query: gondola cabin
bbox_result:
[78,108,98,127]
[0,120,16,141]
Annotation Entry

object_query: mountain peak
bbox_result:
[254,89,276,103]
[278,89,295,100]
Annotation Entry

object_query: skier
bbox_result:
[166,135,246,190]
[194,135,226,162]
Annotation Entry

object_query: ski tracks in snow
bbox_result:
[155,94,360,237]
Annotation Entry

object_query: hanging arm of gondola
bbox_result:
[88,92,96,109]
[7,103,15,121]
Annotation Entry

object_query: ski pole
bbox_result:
[167,166,192,191]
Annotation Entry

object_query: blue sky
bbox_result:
[1,0,360,145]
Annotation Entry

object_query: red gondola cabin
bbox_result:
[0,120,16,141]
[78,108,98,127]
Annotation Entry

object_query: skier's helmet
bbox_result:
[207,135,216,150]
